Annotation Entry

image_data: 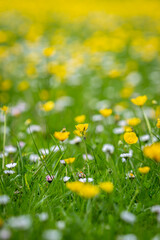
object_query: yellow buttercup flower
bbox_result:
[73,129,82,137]
[156,119,160,128]
[138,166,150,174]
[79,183,100,198]
[43,47,55,57]
[143,142,160,162]
[74,115,86,123]
[99,182,114,193]
[127,117,141,126]
[25,119,32,125]
[66,182,83,193]
[66,182,99,198]
[131,95,147,106]
[41,101,54,112]
[124,132,138,144]
[54,131,70,141]
[99,108,112,117]
[18,81,29,91]
[1,80,12,91]
[64,157,75,164]
[124,126,133,132]
[0,105,9,112]
[75,123,88,135]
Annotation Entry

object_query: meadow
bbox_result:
[0,1,160,239]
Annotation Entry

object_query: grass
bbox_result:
[0,2,160,239]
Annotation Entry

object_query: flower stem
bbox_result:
[141,107,153,143]
[2,112,7,170]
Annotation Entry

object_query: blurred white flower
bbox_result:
[0,229,11,240]
[0,195,10,205]
[120,150,133,158]
[27,125,41,133]
[92,114,103,122]
[117,234,137,240]
[8,215,32,230]
[6,163,17,168]
[140,134,150,142]
[63,176,70,182]
[37,212,48,222]
[56,221,66,230]
[29,154,39,162]
[42,229,62,240]
[69,137,81,145]
[102,144,114,154]
[5,145,17,153]
[82,154,94,160]
[113,127,124,135]
[79,178,93,183]
[120,211,136,224]
[95,125,104,133]
[4,170,15,174]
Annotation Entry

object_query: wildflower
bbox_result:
[8,215,32,230]
[54,131,70,141]
[79,178,93,183]
[138,166,150,174]
[0,195,10,205]
[5,145,17,153]
[18,81,29,91]
[126,171,135,179]
[143,142,160,162]
[66,181,84,193]
[120,211,136,224]
[63,176,70,182]
[27,125,41,133]
[127,117,141,126]
[6,163,17,168]
[79,183,99,198]
[41,101,54,112]
[131,95,147,106]
[56,221,66,230]
[113,127,124,135]
[124,132,138,144]
[99,108,112,117]
[4,170,15,174]
[42,229,62,240]
[77,171,86,178]
[69,137,81,145]
[0,106,8,113]
[29,154,39,162]
[43,47,55,57]
[64,157,75,164]
[92,114,103,122]
[37,212,48,222]
[99,182,114,193]
[95,125,104,133]
[140,134,150,142]
[102,144,114,154]
[74,115,86,123]
[0,229,11,240]
[25,118,31,125]
[82,154,93,160]
[75,123,88,135]
[73,129,82,137]
[1,79,12,91]
[156,119,160,128]
[120,150,133,159]
[46,175,54,183]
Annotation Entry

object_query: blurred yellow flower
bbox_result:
[79,183,99,198]
[18,81,29,91]
[156,119,160,128]
[99,109,112,117]
[73,129,82,137]
[127,117,141,126]
[75,123,88,135]
[131,95,147,106]
[43,47,55,57]
[99,182,114,193]
[1,80,12,91]
[138,166,150,174]
[54,131,70,141]
[66,181,83,193]
[0,105,9,112]
[41,101,54,112]
[143,143,160,162]
[74,115,86,123]
[120,87,134,98]
[39,89,50,101]
[64,157,75,164]
[25,119,32,125]
[124,132,138,144]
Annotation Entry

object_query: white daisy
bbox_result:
[120,211,136,224]
[6,163,17,168]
